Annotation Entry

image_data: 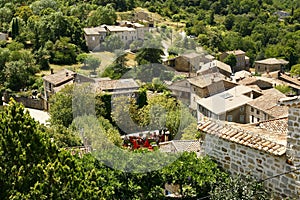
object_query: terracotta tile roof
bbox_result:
[84,27,106,35]
[247,88,288,118]
[279,74,300,86]
[188,72,225,88]
[255,58,289,65]
[159,140,201,153]
[95,78,139,92]
[257,117,288,134]
[43,69,75,86]
[198,119,287,156]
[199,60,232,74]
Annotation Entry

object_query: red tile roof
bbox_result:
[198,119,287,156]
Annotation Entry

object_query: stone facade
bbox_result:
[199,113,300,198]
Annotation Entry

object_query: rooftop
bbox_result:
[198,118,287,156]
[255,58,289,65]
[102,25,136,32]
[83,27,106,35]
[197,85,255,115]
[159,140,201,153]
[188,72,225,88]
[168,79,190,93]
[43,69,75,86]
[226,50,245,55]
[279,74,300,86]
[234,70,251,80]
[95,78,139,92]
[199,60,232,74]
[247,88,288,118]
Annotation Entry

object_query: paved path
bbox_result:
[26,108,50,125]
[3,102,50,125]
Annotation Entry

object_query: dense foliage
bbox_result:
[1,99,268,199]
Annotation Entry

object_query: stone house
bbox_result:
[198,60,232,78]
[167,79,191,105]
[43,69,97,110]
[197,85,262,123]
[133,11,155,27]
[198,96,300,198]
[165,53,214,73]
[188,72,237,110]
[237,76,273,90]
[84,23,148,51]
[254,58,289,74]
[219,50,250,72]
[94,78,139,97]
[246,88,288,123]
[83,27,107,51]
[43,69,76,101]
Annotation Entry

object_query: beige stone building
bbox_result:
[188,72,237,110]
[167,79,191,105]
[83,27,106,51]
[198,96,300,199]
[219,50,250,72]
[198,60,232,78]
[196,85,261,123]
[83,22,148,51]
[165,53,214,73]
[255,58,289,74]
[246,88,288,123]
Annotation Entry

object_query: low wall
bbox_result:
[203,134,299,199]
[3,93,45,110]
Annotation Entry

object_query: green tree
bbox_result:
[11,17,19,40]
[51,37,78,65]
[86,55,101,72]
[290,64,300,77]
[49,84,74,127]
[162,152,227,198]
[87,4,117,26]
[223,54,237,69]
[102,34,124,51]
[210,174,270,199]
[0,99,58,198]
[224,14,235,30]
[4,60,37,91]
[135,48,164,65]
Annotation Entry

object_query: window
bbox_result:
[257,118,260,122]
[92,36,95,41]
[251,115,254,123]
[240,115,244,123]
[251,107,254,112]
[240,106,244,112]
[257,110,260,115]
[227,115,233,122]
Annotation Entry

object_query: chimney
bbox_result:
[50,68,54,74]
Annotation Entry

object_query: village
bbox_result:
[0,2,299,199]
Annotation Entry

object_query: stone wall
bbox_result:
[4,93,45,110]
[202,133,299,198]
